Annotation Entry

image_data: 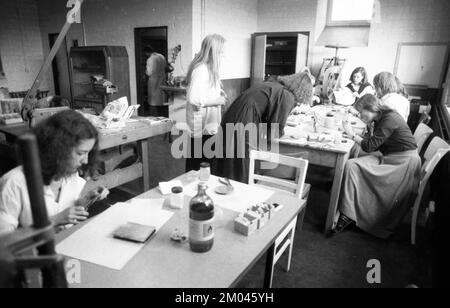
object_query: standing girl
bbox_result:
[185,34,227,172]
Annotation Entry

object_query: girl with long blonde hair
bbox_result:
[185,34,227,172]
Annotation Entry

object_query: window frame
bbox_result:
[326,0,374,27]
[0,51,5,79]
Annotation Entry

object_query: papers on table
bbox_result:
[184,176,274,213]
[159,180,184,195]
[56,199,173,270]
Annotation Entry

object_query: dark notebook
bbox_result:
[113,223,156,243]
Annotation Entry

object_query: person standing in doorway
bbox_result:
[145,45,168,117]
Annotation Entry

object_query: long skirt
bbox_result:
[339,150,421,239]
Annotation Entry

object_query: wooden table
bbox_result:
[276,105,366,234]
[56,172,306,288]
[0,118,173,192]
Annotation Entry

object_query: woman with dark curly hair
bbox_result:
[0,110,109,235]
[213,72,313,183]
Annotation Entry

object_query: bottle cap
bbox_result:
[198,183,208,190]
[200,162,210,169]
[172,186,183,194]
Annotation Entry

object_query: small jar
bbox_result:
[170,186,184,209]
[199,162,211,182]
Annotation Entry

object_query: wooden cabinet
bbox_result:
[395,43,449,89]
[251,32,309,86]
[69,46,130,113]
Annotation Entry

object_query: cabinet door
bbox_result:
[251,34,267,86]
[295,33,309,73]
[396,44,448,88]
[396,45,422,85]
[418,45,448,88]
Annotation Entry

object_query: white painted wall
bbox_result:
[257,0,318,68]
[74,0,194,105]
[0,0,48,91]
[257,0,450,86]
[198,0,259,79]
[33,0,194,104]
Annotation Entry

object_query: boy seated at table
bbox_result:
[0,110,109,235]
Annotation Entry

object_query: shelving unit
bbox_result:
[69,46,130,113]
[251,32,310,86]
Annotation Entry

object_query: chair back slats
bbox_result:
[414,123,434,153]
[249,150,309,199]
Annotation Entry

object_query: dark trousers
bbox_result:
[148,105,169,118]
[186,135,216,172]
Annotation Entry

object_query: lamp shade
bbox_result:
[316,25,370,48]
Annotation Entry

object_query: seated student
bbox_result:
[330,94,421,239]
[213,72,313,184]
[343,67,375,104]
[373,72,410,122]
[395,76,409,99]
[0,110,109,235]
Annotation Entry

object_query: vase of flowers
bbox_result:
[167,45,182,86]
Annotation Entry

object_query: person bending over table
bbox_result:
[213,72,314,184]
[0,110,109,235]
[330,94,421,238]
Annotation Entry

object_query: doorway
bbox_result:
[134,26,168,116]
[48,33,72,100]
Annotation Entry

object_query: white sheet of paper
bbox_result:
[56,201,173,270]
[184,176,274,213]
[159,180,184,195]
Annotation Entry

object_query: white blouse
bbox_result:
[0,166,86,235]
[381,93,410,122]
[186,64,222,137]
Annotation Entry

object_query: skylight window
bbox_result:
[328,0,375,25]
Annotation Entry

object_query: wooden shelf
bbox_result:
[266,47,296,52]
[266,63,295,67]
[73,96,104,103]
[70,46,130,106]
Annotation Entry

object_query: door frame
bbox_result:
[134,26,168,115]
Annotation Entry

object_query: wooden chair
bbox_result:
[413,123,434,154]
[411,137,450,245]
[249,150,309,288]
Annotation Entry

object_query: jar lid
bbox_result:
[172,186,183,193]
[200,162,210,168]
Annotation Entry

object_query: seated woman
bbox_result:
[0,110,109,235]
[343,67,375,104]
[330,94,421,239]
[395,76,409,99]
[373,72,410,122]
[213,72,313,183]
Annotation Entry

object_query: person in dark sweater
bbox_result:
[344,67,375,104]
[213,72,313,183]
[330,94,421,239]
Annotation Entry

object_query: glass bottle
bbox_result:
[189,183,214,253]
